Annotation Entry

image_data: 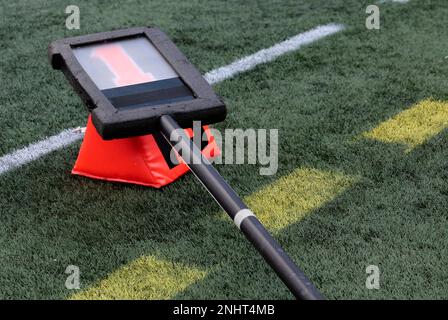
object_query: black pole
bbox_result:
[159,115,324,300]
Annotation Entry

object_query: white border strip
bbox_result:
[234,209,256,229]
[0,23,344,176]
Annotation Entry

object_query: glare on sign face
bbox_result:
[73,37,178,90]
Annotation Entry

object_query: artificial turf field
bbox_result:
[1,0,448,299]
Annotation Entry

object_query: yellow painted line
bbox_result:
[70,255,207,300]
[245,167,355,232]
[363,99,448,152]
[71,167,355,299]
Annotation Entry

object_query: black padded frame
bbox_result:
[49,27,226,140]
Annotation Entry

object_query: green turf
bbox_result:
[1,0,448,299]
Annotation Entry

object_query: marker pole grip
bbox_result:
[159,115,324,300]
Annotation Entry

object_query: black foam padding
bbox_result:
[48,27,227,140]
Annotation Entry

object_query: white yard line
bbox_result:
[204,23,344,84]
[0,23,344,176]
[378,0,409,4]
[0,129,84,175]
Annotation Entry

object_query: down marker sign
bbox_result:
[49,27,323,299]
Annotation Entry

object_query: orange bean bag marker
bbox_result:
[72,116,219,188]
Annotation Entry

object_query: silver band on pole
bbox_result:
[234,209,256,229]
